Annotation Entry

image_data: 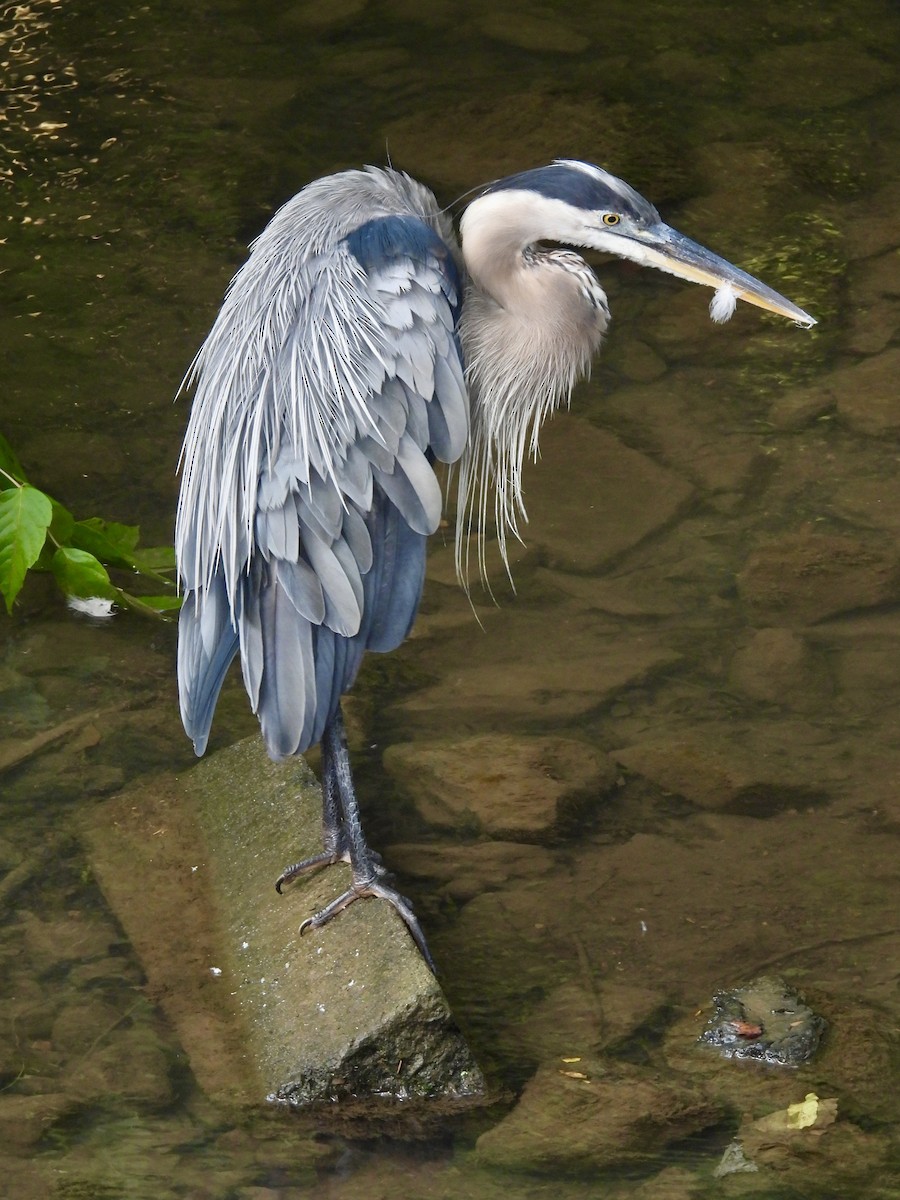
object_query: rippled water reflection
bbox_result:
[2,0,899,1194]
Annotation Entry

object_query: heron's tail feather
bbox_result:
[177,579,239,756]
[177,490,428,762]
[363,487,427,653]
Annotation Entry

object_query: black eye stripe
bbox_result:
[481,163,660,225]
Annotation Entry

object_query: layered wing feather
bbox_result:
[176,168,468,758]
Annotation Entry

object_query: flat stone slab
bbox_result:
[80,737,484,1113]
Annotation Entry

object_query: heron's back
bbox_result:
[176,168,469,758]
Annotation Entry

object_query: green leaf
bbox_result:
[50,546,117,600]
[0,434,27,487]
[0,484,53,611]
[135,592,182,610]
[130,544,177,573]
[71,517,141,568]
[49,498,75,545]
[118,591,182,618]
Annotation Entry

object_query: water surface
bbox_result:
[2,0,899,1195]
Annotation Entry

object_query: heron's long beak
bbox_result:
[630,223,817,327]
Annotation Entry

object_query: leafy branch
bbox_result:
[0,432,180,618]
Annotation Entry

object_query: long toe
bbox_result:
[275,848,349,893]
[299,879,435,973]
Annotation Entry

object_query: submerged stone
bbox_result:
[748,40,893,109]
[737,531,900,625]
[613,733,829,815]
[385,840,554,904]
[383,733,617,839]
[476,12,589,53]
[475,1060,726,1172]
[0,1093,78,1150]
[523,417,695,573]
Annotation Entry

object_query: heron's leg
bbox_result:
[298,706,435,972]
[274,739,348,893]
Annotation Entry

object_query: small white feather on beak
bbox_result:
[709,281,737,323]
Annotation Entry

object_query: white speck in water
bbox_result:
[241,941,249,950]
[317,1003,326,1013]
[259,977,266,984]
[709,282,737,323]
[209,966,222,976]
[347,979,355,988]
[640,920,648,934]
[191,866,198,874]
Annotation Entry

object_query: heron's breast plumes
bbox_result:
[455,269,607,589]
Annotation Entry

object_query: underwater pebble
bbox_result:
[523,417,695,572]
[614,337,668,383]
[813,999,900,1123]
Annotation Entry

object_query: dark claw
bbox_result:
[297,878,436,974]
[275,848,348,893]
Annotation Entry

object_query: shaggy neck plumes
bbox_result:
[455,227,610,590]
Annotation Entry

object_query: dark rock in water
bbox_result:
[699,976,825,1066]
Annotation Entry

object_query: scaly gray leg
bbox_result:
[275,737,347,892]
[277,705,434,971]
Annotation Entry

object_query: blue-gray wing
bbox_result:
[176,176,467,759]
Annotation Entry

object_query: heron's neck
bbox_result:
[453,208,609,592]
[460,201,531,313]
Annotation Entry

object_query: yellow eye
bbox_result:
[602,213,620,226]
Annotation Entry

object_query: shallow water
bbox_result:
[2,0,899,1195]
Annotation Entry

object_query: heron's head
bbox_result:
[464,159,816,328]
[456,159,817,593]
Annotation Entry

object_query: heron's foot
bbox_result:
[299,876,435,973]
[275,847,349,894]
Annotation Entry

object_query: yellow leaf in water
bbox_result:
[786,1093,821,1129]
[749,1093,838,1137]
[560,1056,581,1063]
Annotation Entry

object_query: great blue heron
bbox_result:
[176,160,814,967]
